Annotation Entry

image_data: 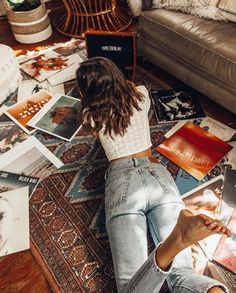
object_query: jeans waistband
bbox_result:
[107,156,160,173]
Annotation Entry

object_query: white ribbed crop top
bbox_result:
[98,85,152,161]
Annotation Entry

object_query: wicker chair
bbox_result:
[54,0,132,38]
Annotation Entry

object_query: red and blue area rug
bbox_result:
[28,41,234,293]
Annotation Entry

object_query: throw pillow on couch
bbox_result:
[127,0,236,22]
[152,0,227,20]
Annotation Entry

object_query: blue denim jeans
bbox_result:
[105,157,228,293]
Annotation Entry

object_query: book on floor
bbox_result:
[0,170,39,196]
[213,207,236,273]
[20,51,74,82]
[150,88,206,124]
[27,94,82,141]
[156,121,233,181]
[0,186,29,257]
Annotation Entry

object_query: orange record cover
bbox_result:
[213,208,236,273]
[156,121,233,181]
[4,91,52,135]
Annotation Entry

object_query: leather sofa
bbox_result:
[136,4,236,114]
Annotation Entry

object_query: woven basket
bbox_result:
[0,0,6,16]
[6,3,52,44]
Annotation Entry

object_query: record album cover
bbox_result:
[150,88,205,123]
[157,121,233,181]
[213,208,236,273]
[182,175,225,259]
[0,187,29,257]
[0,170,39,196]
[164,117,236,141]
[27,94,82,141]
[20,51,74,82]
[219,168,236,225]
[4,91,52,135]
[0,115,29,155]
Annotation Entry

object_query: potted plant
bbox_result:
[6,0,52,43]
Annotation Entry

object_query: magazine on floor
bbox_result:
[182,175,224,259]
[0,170,39,196]
[27,94,82,141]
[219,168,236,225]
[157,121,233,181]
[164,117,236,141]
[0,186,29,257]
[17,79,64,103]
[4,90,53,135]
[20,51,74,82]
[150,88,206,123]
[213,208,236,273]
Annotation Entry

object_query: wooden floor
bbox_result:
[0,2,235,293]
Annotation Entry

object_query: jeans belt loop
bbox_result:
[132,158,138,167]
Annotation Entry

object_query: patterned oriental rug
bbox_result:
[26,41,231,293]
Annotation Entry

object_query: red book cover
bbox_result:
[156,121,233,181]
[213,208,236,273]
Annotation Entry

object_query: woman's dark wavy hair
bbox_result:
[76,57,144,138]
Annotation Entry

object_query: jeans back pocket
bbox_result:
[105,170,132,211]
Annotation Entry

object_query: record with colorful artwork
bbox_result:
[157,121,233,181]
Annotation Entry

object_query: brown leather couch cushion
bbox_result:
[138,9,236,91]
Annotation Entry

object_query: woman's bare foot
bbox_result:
[155,209,231,271]
[174,209,231,248]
